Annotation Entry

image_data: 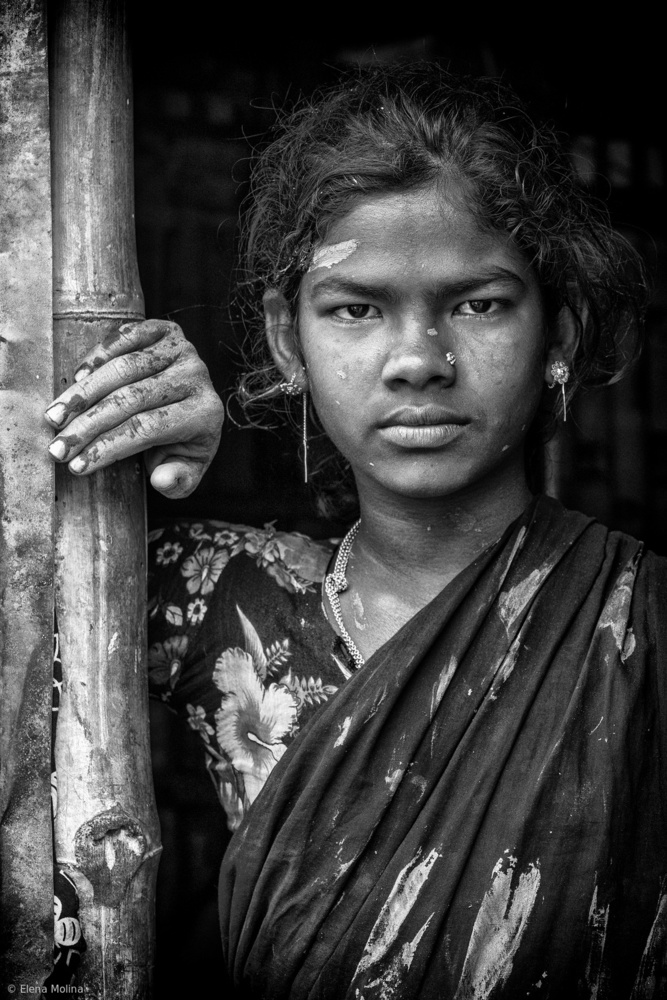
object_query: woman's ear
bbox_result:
[544,302,585,384]
[264,288,305,386]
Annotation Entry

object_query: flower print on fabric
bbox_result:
[186,703,215,743]
[54,885,83,951]
[147,519,344,829]
[204,753,246,831]
[240,523,332,594]
[181,545,230,595]
[148,635,189,697]
[213,607,299,807]
[187,597,208,625]
[188,523,214,542]
[148,519,334,633]
[156,540,183,565]
[213,527,240,548]
[279,669,338,712]
[164,604,184,627]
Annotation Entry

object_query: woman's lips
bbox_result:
[379,423,465,447]
[378,406,468,448]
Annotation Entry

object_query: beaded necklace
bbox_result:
[324,519,365,669]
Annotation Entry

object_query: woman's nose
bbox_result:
[381,320,456,389]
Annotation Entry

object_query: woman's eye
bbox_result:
[333,304,380,321]
[455,299,500,316]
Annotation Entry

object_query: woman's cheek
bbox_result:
[489,331,544,394]
[307,367,353,436]
[313,376,361,425]
[305,337,376,411]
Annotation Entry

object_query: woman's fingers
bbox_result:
[72,318,179,383]
[146,454,208,499]
[54,395,223,490]
[47,363,207,462]
[45,318,225,497]
[44,323,194,431]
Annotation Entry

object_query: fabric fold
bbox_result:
[220,497,667,999]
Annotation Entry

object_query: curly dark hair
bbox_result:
[233,61,649,513]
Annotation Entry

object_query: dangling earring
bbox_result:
[549,361,570,422]
[302,390,309,484]
[279,371,309,483]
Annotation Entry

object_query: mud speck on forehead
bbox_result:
[308,240,358,272]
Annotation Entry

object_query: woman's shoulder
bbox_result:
[536,496,667,568]
[146,518,341,687]
[146,519,347,832]
[148,518,336,598]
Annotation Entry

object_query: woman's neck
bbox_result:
[353,476,533,585]
[328,475,534,664]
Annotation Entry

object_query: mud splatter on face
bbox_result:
[308,239,358,272]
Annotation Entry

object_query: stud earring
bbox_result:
[549,360,570,422]
[279,371,309,483]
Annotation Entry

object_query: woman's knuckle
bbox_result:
[178,339,199,364]
[114,326,143,352]
[122,382,147,408]
[208,395,225,423]
[124,413,143,436]
[126,412,159,440]
[111,354,137,381]
[164,320,184,338]
[137,408,169,440]
[159,324,183,348]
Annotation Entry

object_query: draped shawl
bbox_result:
[219,497,667,999]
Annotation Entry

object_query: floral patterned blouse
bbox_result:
[147,520,355,831]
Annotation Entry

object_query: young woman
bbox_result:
[46,65,666,998]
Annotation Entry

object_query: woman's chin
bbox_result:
[356,465,475,502]
[353,452,526,505]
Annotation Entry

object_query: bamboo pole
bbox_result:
[0,0,56,986]
[49,1,161,995]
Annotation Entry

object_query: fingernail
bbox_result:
[48,439,68,461]
[74,366,91,383]
[69,455,87,473]
[45,403,67,426]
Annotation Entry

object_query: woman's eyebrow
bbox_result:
[308,276,400,303]
[439,267,527,298]
[308,268,526,303]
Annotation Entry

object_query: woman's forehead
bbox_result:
[303,188,529,286]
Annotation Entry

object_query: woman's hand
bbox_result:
[45,319,225,499]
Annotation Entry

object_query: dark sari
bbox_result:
[219,497,667,999]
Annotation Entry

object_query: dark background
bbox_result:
[128,21,666,994]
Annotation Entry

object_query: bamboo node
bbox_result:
[74,805,152,907]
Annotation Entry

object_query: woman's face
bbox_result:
[289,186,551,505]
